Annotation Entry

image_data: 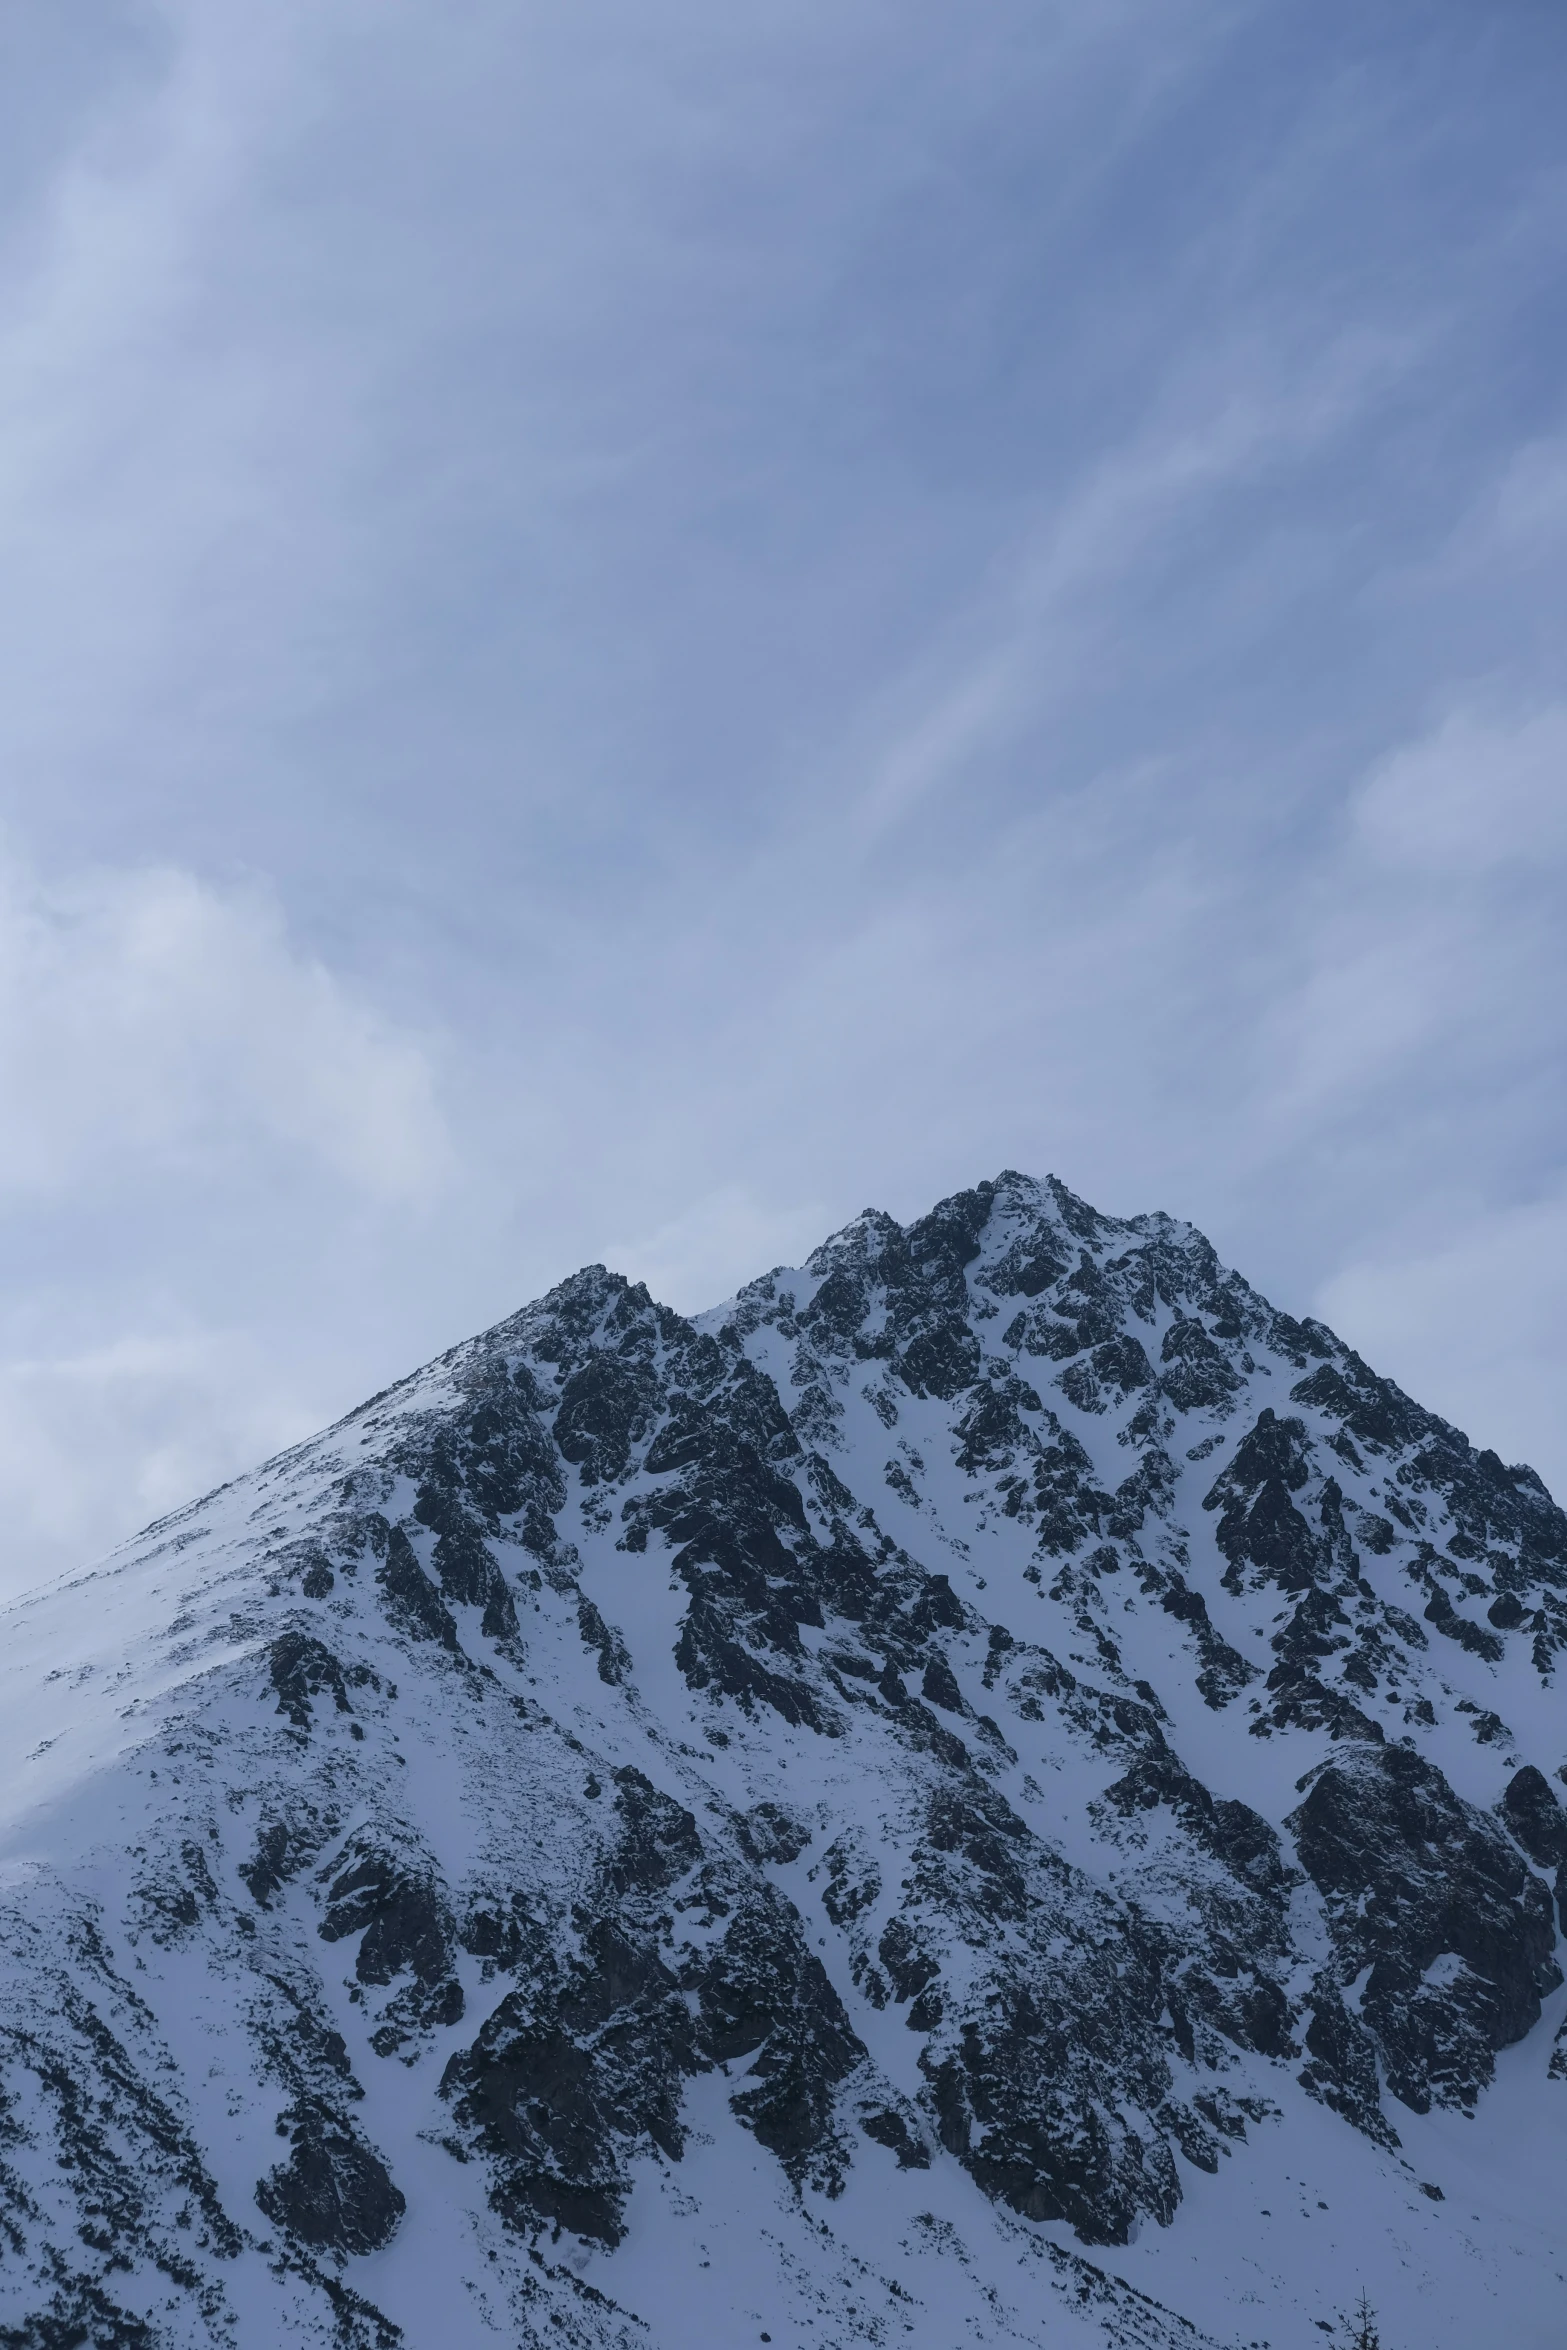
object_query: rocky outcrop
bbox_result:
[3,1170,1566,2349]
[1290,1744,1560,2112]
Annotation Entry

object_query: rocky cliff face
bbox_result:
[3,1172,1566,2350]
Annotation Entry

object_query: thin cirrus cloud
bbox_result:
[0,1323,319,1585]
[0,851,455,1589]
[0,0,1563,1588]
[1264,705,1567,1146]
[1353,705,1567,873]
[1320,1192,1567,1509]
[845,326,1419,844]
[0,855,450,1201]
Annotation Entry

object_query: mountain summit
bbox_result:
[4,1172,1566,2350]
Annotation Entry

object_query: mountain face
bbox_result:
[4,1173,1567,2350]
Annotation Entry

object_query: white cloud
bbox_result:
[0,1322,320,1596]
[846,324,1420,840]
[0,0,1561,1575]
[1318,1194,1567,1498]
[0,2,376,803]
[1486,434,1567,551]
[1354,704,1567,873]
[606,1185,830,1315]
[0,845,452,1596]
[0,853,450,1197]
[1251,698,1567,1148]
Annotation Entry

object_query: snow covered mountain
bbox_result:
[4,1171,1567,2350]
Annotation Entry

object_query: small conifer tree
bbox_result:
[1347,2291,1381,2350]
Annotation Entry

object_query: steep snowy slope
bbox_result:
[4,1172,1567,2350]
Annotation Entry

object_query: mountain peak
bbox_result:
[2,1174,1565,2349]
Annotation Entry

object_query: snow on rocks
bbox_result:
[3,1172,1567,2348]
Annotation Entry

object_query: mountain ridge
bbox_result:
[3,1169,1566,2350]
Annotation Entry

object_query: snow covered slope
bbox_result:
[4,1171,1567,2350]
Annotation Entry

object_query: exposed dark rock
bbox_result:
[458,1892,534,1971]
[1290,1745,1560,2114]
[606,1768,703,1899]
[241,1810,326,1909]
[857,2103,931,2167]
[318,1843,463,2042]
[576,1595,630,1684]
[12,1166,1567,2340]
[817,1833,881,1928]
[1060,1335,1155,1414]
[1153,1573,1257,1709]
[256,2102,405,2254]
[1099,1751,1288,1907]
[255,1971,361,2096]
[269,1631,354,1728]
[736,1802,812,1866]
[925,1990,1180,2246]
[1421,1578,1505,1663]
[0,2275,160,2350]
[1205,1412,1321,1596]
[920,1652,966,1713]
[694,1883,864,2190]
[1500,1765,1567,1870]
[0,1914,245,2341]
[1297,1977,1398,2148]
[376,1527,460,1651]
[131,1839,221,1946]
[412,1480,520,1641]
[1159,1316,1241,1414]
[554,1346,663,1487]
[440,1917,698,2245]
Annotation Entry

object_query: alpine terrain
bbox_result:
[5,1171,1567,2350]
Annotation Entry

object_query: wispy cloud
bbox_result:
[0,843,454,1587]
[0,0,1565,1582]
[0,853,451,1198]
[0,1322,318,1592]
[847,322,1426,842]
[606,1186,831,1314]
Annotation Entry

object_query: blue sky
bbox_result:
[0,0,1564,1586]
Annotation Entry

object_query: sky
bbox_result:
[0,0,1564,1592]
